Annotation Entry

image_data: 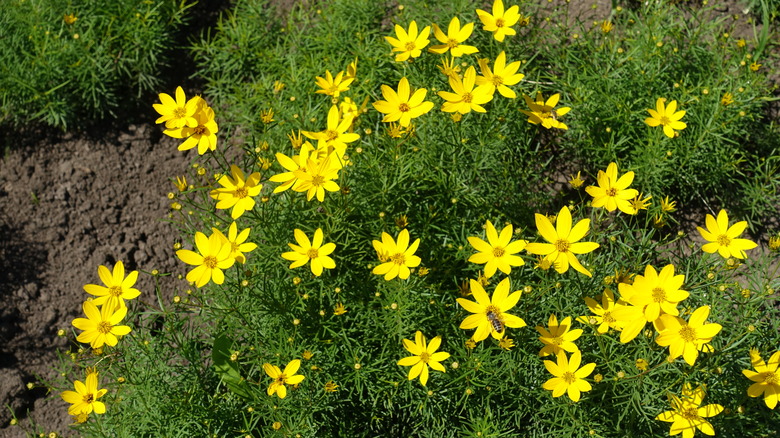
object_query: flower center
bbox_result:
[173,107,187,118]
[446,38,459,49]
[763,372,779,384]
[83,393,94,404]
[492,247,505,258]
[311,175,325,186]
[540,110,552,119]
[603,312,616,323]
[463,92,473,103]
[203,255,218,269]
[681,407,700,421]
[235,187,248,199]
[231,242,240,252]
[108,285,122,298]
[325,130,339,142]
[391,253,406,265]
[419,352,431,363]
[716,234,731,246]
[404,41,416,51]
[552,336,563,346]
[651,287,666,303]
[275,374,287,385]
[193,124,206,135]
[97,321,112,335]
[495,18,505,28]
[555,239,570,253]
[492,75,504,87]
[327,85,339,95]
[307,248,319,259]
[398,103,411,112]
[660,116,671,126]
[606,187,617,197]
[562,371,577,384]
[679,325,697,343]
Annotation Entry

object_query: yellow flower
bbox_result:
[467,220,527,278]
[397,331,451,386]
[288,130,304,149]
[281,228,336,276]
[568,171,585,188]
[645,97,687,138]
[660,196,677,213]
[82,261,141,312]
[303,105,360,158]
[260,108,275,124]
[628,193,652,214]
[525,206,600,277]
[385,21,431,62]
[273,80,285,93]
[750,61,761,71]
[635,358,649,371]
[63,13,78,25]
[371,229,422,280]
[600,20,613,33]
[542,351,596,402]
[292,153,341,202]
[72,300,132,348]
[164,99,219,155]
[210,165,262,219]
[428,17,479,57]
[345,59,357,81]
[333,303,347,315]
[213,221,257,264]
[153,86,200,129]
[264,360,305,399]
[438,57,461,78]
[520,92,570,130]
[696,209,757,259]
[577,288,624,334]
[269,143,316,193]
[742,348,780,409]
[585,162,639,214]
[437,66,494,114]
[176,231,236,287]
[314,70,353,98]
[372,77,434,127]
[475,51,524,99]
[721,92,734,106]
[655,306,722,366]
[476,0,521,42]
[656,383,723,438]
[456,278,526,342]
[60,369,107,415]
[324,380,339,392]
[536,314,583,357]
[173,175,187,192]
[769,235,780,252]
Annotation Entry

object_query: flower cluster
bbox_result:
[153,86,219,154]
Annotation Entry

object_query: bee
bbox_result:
[486,310,504,335]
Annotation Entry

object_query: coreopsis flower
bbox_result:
[61,369,107,415]
[397,331,451,386]
[696,209,757,259]
[173,176,187,192]
[269,143,316,193]
[584,162,639,214]
[467,220,527,278]
[769,235,780,252]
[345,59,357,81]
[264,360,305,399]
[438,66,494,114]
[428,17,479,57]
[476,0,521,42]
[153,86,200,129]
[749,61,761,71]
[600,20,613,33]
[542,351,596,402]
[372,77,434,127]
[655,306,722,366]
[176,231,236,287]
[260,108,275,124]
[63,13,78,25]
[292,154,341,202]
[742,348,780,409]
[303,105,360,158]
[314,70,353,98]
[660,195,677,213]
[577,288,624,334]
[164,101,218,154]
[525,206,600,277]
[721,92,734,106]
[372,229,421,280]
[645,97,687,138]
[83,261,141,312]
[520,92,570,130]
[456,278,526,342]
[210,165,262,219]
[281,228,336,276]
[628,193,652,214]
[333,303,347,315]
[385,21,431,62]
[537,314,583,357]
[438,57,461,78]
[476,51,524,99]
[568,172,585,188]
[72,300,132,348]
[213,222,257,264]
[288,130,304,149]
[656,383,723,438]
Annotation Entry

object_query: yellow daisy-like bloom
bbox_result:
[645,97,687,138]
[438,57,461,78]
[542,350,596,402]
[456,278,526,342]
[61,369,108,415]
[164,99,219,155]
[428,17,479,57]
[82,261,141,312]
[281,228,336,276]
[577,288,624,334]
[520,92,571,130]
[292,153,341,202]
[585,162,639,214]
[525,206,600,277]
[397,331,451,386]
[153,86,199,129]
[660,196,677,213]
[212,221,257,264]
[176,231,236,287]
[385,21,431,62]
[210,165,262,219]
[476,51,524,99]
[656,383,723,438]
[437,66,494,114]
[696,209,757,259]
[742,348,780,409]
[537,314,583,357]
[303,105,360,159]
[72,300,132,349]
[568,171,585,189]
[314,70,353,98]
[373,77,434,128]
[371,229,422,280]
[269,142,316,193]
[628,192,652,214]
[476,0,521,42]
[264,359,305,399]
[467,220,526,278]
[655,306,722,366]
